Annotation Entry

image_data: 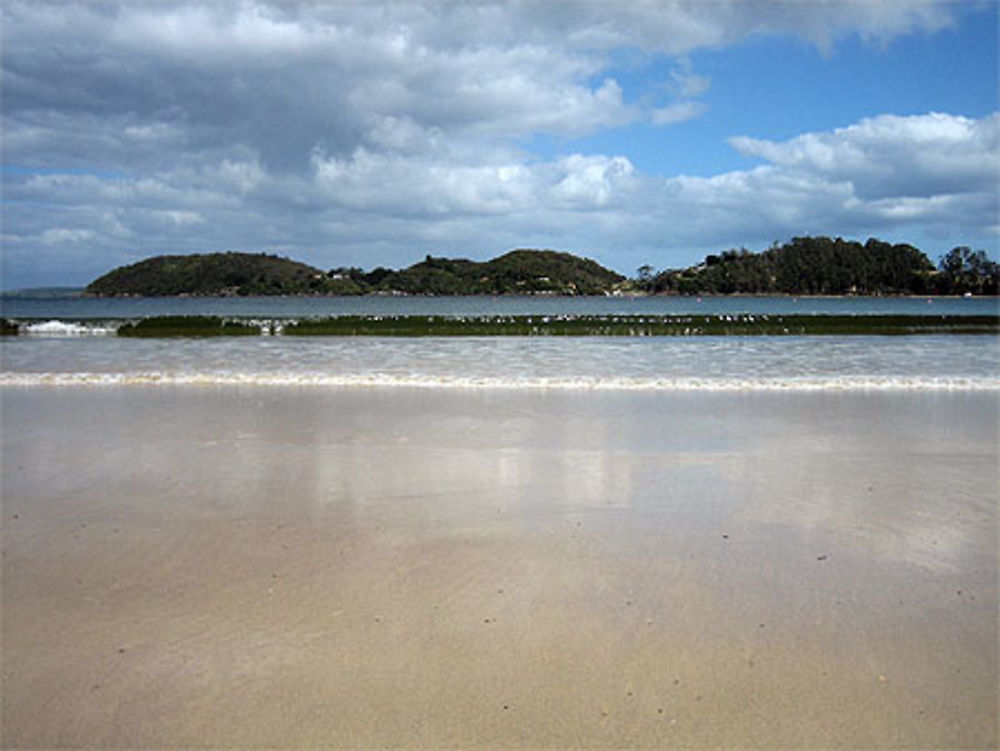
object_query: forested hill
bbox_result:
[342,250,625,295]
[646,238,998,296]
[85,249,624,296]
[86,252,330,296]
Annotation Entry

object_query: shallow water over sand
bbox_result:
[2,387,996,747]
[3,333,999,391]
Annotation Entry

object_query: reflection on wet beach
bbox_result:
[2,387,997,747]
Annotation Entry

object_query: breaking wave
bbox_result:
[19,320,119,336]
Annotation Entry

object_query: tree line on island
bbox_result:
[85,237,999,297]
[639,239,997,296]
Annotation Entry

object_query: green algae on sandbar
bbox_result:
[117,316,261,337]
[280,314,999,337]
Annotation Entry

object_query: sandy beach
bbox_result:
[2,386,997,748]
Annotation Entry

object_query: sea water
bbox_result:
[3,291,998,319]
[1,295,998,390]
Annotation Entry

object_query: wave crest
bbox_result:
[19,320,119,336]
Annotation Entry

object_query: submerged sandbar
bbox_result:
[5,312,1000,337]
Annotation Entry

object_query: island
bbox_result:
[84,238,998,298]
[85,249,624,297]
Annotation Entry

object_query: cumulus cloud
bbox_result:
[0,0,993,287]
[634,112,998,252]
[2,0,961,172]
[2,0,635,175]
[730,112,1000,200]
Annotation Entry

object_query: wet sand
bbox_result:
[2,387,997,748]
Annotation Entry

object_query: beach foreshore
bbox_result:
[2,386,997,748]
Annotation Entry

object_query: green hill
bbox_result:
[368,249,624,295]
[86,252,334,296]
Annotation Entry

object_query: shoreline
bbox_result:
[3,387,997,747]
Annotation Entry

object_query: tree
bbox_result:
[634,264,655,291]
[939,247,999,295]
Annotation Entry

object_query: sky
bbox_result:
[2,0,998,289]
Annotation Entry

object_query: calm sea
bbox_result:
[2,295,998,391]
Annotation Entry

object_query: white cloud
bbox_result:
[1,0,992,287]
[498,0,957,54]
[651,100,708,126]
[366,115,441,154]
[123,123,177,141]
[40,228,95,244]
[2,0,962,174]
[156,210,204,226]
[669,58,711,99]
[730,112,1000,199]
[550,154,637,208]
[217,159,266,194]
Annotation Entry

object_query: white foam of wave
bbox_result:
[2,371,998,391]
[20,320,118,336]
